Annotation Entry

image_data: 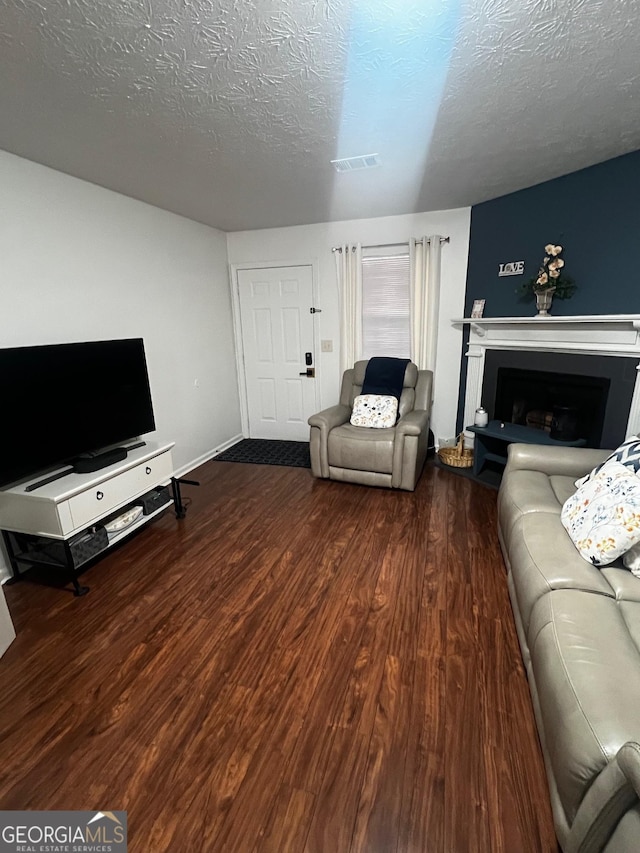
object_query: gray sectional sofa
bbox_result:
[498,442,640,853]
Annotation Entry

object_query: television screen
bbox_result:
[0,339,156,487]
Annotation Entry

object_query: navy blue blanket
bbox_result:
[361,357,410,401]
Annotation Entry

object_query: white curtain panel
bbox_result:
[335,243,363,373]
[410,235,443,371]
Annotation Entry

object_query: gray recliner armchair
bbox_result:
[308,359,433,491]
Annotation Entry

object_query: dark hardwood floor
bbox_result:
[0,459,558,852]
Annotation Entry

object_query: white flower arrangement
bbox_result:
[519,243,577,300]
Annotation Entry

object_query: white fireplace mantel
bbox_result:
[454,314,640,441]
[455,314,640,355]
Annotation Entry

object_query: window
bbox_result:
[361,253,410,359]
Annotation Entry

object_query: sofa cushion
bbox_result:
[561,462,640,566]
[599,566,640,602]
[550,475,578,506]
[529,589,640,826]
[603,806,640,853]
[327,423,394,473]
[600,567,640,651]
[504,512,615,640]
[498,469,577,554]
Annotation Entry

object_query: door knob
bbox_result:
[299,367,315,378]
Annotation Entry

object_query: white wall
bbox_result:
[227,208,471,444]
[0,151,242,580]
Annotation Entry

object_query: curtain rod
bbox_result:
[332,236,449,252]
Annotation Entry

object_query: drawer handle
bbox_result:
[96,490,104,501]
[145,466,152,475]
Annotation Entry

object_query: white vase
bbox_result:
[535,287,556,318]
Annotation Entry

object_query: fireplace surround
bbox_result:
[484,351,636,448]
[457,315,640,448]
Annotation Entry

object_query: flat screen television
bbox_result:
[0,338,156,488]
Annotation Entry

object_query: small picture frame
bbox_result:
[471,299,485,319]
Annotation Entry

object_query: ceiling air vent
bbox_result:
[331,154,380,173]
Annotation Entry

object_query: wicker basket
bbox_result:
[437,432,473,469]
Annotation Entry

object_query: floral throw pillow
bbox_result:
[350,394,398,429]
[575,437,640,488]
[562,461,640,566]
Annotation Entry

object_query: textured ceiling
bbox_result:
[1,0,639,231]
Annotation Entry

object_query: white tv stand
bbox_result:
[0,441,176,596]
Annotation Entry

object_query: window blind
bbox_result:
[361,254,410,359]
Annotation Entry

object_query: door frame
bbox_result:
[229,259,321,439]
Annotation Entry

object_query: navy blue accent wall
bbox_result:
[464,149,640,318]
[455,148,640,433]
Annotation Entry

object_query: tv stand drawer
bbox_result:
[67,450,173,529]
[0,441,174,538]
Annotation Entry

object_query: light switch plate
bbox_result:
[321,340,333,352]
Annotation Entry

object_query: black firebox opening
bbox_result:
[494,367,609,446]
[481,350,636,449]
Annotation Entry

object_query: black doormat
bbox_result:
[213,439,311,469]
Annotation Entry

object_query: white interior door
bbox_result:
[237,265,317,440]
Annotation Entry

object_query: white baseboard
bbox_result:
[173,433,245,479]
